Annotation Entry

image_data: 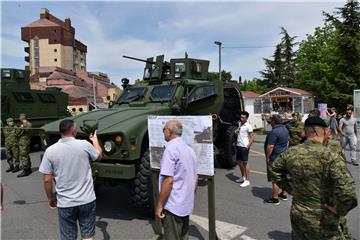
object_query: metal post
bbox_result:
[207,176,217,240]
[151,169,162,236]
[214,41,222,81]
[92,75,97,107]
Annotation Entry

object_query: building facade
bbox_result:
[21,8,87,76]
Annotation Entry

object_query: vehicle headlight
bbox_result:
[103,141,115,153]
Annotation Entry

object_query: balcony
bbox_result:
[24,47,29,53]
[25,56,29,62]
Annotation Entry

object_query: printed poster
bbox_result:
[148,115,214,176]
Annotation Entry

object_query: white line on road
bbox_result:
[241,234,258,240]
[190,214,251,240]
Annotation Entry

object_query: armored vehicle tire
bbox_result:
[217,125,237,169]
[131,150,154,214]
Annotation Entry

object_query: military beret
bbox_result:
[6,118,14,122]
[19,113,27,118]
[304,116,327,127]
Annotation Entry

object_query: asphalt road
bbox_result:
[1,133,359,240]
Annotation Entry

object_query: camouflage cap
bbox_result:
[6,117,14,122]
[305,116,327,128]
[19,113,27,118]
[292,112,301,117]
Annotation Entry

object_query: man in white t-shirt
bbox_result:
[235,111,254,187]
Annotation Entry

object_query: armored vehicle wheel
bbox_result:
[217,125,237,168]
[131,150,153,214]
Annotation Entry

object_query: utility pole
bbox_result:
[214,41,222,81]
[92,75,97,108]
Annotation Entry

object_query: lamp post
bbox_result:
[214,41,222,81]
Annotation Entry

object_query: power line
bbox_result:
[223,45,276,49]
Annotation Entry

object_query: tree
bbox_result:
[296,1,360,109]
[208,70,232,81]
[259,27,297,88]
[241,78,269,94]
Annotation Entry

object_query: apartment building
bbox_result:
[21,8,87,76]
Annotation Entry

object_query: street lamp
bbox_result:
[214,41,222,81]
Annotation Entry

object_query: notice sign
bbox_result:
[148,115,214,176]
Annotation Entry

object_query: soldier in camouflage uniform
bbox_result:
[272,116,358,240]
[3,118,20,173]
[286,112,305,147]
[17,113,32,178]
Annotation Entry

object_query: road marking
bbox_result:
[190,214,248,240]
[241,234,257,240]
[249,149,265,157]
[250,170,267,175]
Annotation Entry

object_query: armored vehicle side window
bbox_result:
[16,70,24,79]
[188,85,215,103]
[37,93,56,103]
[13,92,34,102]
[175,63,186,78]
[116,87,145,104]
[150,85,176,102]
[2,70,11,78]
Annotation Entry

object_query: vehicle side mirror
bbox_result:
[108,100,115,108]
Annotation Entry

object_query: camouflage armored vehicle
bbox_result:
[1,68,69,146]
[41,55,244,212]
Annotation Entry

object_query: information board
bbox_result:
[148,115,214,176]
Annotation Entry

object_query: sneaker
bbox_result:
[351,161,359,166]
[264,197,280,205]
[235,176,245,183]
[279,193,288,201]
[240,180,250,187]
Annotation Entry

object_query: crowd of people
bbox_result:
[2,106,358,240]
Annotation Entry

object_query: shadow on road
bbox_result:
[189,225,206,240]
[225,172,239,183]
[268,230,292,240]
[251,186,272,201]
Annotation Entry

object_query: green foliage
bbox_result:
[208,70,232,81]
[295,0,360,110]
[241,78,269,94]
[260,27,298,88]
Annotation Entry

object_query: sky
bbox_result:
[1,1,345,86]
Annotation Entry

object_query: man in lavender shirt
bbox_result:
[156,120,198,240]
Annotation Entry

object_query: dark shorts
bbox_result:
[58,200,96,240]
[266,160,274,182]
[236,146,249,162]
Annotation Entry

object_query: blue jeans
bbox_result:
[58,200,96,240]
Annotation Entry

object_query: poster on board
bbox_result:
[318,103,327,119]
[148,115,214,176]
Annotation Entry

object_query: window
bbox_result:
[175,62,186,78]
[116,87,146,104]
[188,85,215,103]
[54,49,57,52]
[150,85,176,102]
[2,69,11,78]
[37,93,56,103]
[13,92,34,102]
[16,70,24,79]
[34,36,40,73]
[254,99,262,114]
[54,58,57,62]
[193,61,202,73]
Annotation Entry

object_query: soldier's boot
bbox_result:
[17,168,32,178]
[6,164,14,172]
[12,165,20,173]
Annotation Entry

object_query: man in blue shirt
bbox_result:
[264,114,289,205]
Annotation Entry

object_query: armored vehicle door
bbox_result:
[183,80,224,115]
